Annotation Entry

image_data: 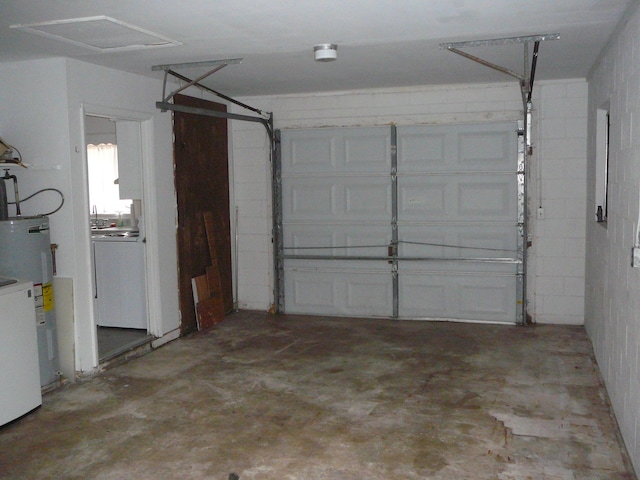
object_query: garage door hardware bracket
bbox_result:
[152,58,272,130]
[439,33,559,103]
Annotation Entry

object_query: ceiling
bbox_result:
[0,0,635,97]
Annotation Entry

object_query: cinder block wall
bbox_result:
[586,1,640,472]
[230,80,588,329]
[531,81,588,325]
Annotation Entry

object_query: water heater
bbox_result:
[0,216,59,387]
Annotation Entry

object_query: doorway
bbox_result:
[173,94,233,334]
[84,115,151,361]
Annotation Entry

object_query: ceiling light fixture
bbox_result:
[314,43,337,62]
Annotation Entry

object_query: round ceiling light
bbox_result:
[314,43,337,62]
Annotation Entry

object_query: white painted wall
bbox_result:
[586,1,640,472]
[231,80,588,325]
[0,58,181,374]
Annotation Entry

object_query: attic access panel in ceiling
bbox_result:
[10,16,181,52]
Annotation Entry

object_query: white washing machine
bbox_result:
[0,278,42,426]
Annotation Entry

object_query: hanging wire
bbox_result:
[9,188,65,216]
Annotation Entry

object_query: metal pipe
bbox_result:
[272,129,284,313]
[3,169,21,216]
[156,102,268,126]
[164,64,228,103]
[282,254,521,264]
[446,47,524,81]
[439,33,559,49]
[390,125,399,318]
[166,70,266,116]
[527,41,540,103]
[0,177,7,220]
[234,206,239,312]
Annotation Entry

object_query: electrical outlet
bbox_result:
[632,247,640,268]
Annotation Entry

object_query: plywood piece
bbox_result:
[191,274,209,330]
[192,275,208,303]
[206,265,222,297]
[196,296,225,329]
[203,209,234,313]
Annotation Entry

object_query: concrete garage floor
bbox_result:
[0,311,636,479]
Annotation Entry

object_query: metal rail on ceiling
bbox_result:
[439,33,560,104]
[152,58,274,140]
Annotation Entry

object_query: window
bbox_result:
[595,107,610,223]
[87,143,132,215]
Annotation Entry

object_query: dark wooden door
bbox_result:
[173,94,233,334]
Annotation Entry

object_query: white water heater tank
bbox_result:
[0,216,59,387]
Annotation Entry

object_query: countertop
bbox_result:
[91,227,141,242]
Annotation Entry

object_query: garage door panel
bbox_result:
[344,132,391,171]
[285,264,393,316]
[345,181,392,216]
[287,182,337,217]
[399,260,517,274]
[287,136,336,171]
[457,277,515,318]
[398,224,518,259]
[283,127,390,174]
[283,176,390,221]
[284,224,390,256]
[398,179,447,217]
[399,276,449,316]
[458,129,515,168]
[397,131,448,171]
[398,175,516,221]
[457,178,515,218]
[399,271,515,322]
[397,123,516,173]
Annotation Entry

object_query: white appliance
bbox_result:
[92,235,147,329]
[0,216,59,386]
[0,279,42,425]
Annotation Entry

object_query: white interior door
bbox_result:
[278,122,521,323]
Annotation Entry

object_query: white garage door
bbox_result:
[276,122,524,324]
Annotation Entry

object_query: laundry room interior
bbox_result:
[0,1,639,478]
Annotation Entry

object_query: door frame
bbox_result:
[80,104,160,366]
